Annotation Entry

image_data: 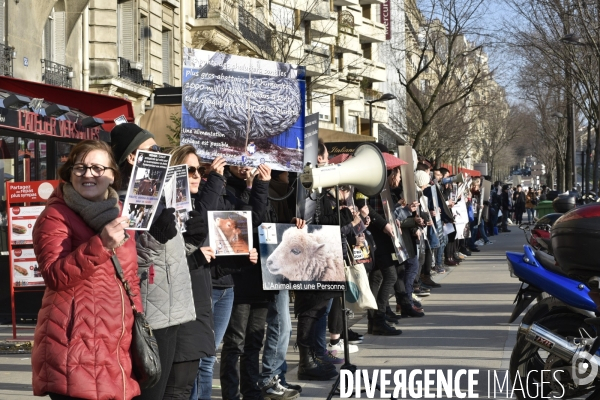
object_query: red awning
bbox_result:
[440,163,481,177]
[0,76,134,132]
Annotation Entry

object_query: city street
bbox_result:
[0,228,525,399]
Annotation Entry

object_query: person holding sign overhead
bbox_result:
[31,140,142,399]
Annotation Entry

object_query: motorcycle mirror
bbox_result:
[519,223,529,231]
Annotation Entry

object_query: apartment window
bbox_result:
[362,43,372,60]
[118,0,135,61]
[162,30,172,86]
[422,55,429,72]
[346,115,358,134]
[42,5,66,65]
[335,101,342,127]
[419,79,429,92]
[362,5,371,19]
[313,93,331,122]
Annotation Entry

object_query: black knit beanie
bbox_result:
[110,123,155,165]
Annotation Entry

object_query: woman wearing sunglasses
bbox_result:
[31,140,142,399]
[110,123,197,400]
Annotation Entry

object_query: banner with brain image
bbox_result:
[182,48,306,172]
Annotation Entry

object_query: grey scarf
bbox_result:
[62,183,120,233]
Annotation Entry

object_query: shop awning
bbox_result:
[319,128,376,143]
[0,76,134,132]
[440,163,481,177]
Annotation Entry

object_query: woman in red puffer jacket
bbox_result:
[31,140,142,400]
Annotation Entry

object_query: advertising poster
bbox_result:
[122,150,171,230]
[11,248,43,287]
[380,181,409,263]
[208,210,252,255]
[295,113,319,222]
[181,49,306,172]
[258,223,345,290]
[165,164,192,232]
[9,206,45,245]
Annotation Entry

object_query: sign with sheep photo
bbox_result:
[258,223,346,291]
[208,211,252,256]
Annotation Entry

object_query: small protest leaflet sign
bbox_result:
[122,150,171,230]
[165,164,192,232]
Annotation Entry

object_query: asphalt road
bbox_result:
[0,227,527,399]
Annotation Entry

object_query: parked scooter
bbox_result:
[508,203,600,399]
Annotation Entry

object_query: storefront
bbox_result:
[0,76,134,321]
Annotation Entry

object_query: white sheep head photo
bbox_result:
[266,227,344,282]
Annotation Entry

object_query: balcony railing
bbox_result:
[118,57,153,88]
[195,0,208,18]
[362,88,382,102]
[41,59,72,88]
[0,44,13,77]
[238,5,273,56]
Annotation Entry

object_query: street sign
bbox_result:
[531,164,545,171]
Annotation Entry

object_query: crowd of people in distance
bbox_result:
[30,126,518,400]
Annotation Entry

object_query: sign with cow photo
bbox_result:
[207,211,252,255]
[258,223,346,291]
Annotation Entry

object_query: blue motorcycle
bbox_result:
[507,204,600,399]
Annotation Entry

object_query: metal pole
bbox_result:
[572,101,577,190]
[369,101,373,137]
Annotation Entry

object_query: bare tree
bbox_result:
[390,0,493,150]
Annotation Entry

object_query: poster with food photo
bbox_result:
[207,210,252,256]
[11,248,44,287]
[121,150,171,230]
[8,206,45,245]
[181,48,306,172]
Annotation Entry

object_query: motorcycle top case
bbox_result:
[552,194,577,213]
[552,203,600,279]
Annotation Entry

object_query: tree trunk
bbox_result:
[556,148,564,192]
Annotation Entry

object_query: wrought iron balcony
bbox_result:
[0,44,13,77]
[41,59,72,88]
[196,0,208,18]
[118,57,153,88]
[238,5,273,56]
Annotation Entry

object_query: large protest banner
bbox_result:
[181,49,306,172]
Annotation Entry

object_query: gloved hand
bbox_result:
[183,210,208,246]
[148,207,177,244]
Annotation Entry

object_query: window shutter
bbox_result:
[118,1,135,61]
[54,11,66,65]
[0,1,5,44]
[43,15,53,61]
[140,16,148,74]
[162,30,171,85]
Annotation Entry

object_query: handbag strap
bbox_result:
[111,254,139,313]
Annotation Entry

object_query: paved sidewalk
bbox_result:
[0,228,525,399]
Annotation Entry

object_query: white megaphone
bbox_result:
[300,142,387,197]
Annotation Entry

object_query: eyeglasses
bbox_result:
[72,164,115,177]
[140,144,162,153]
[188,166,203,176]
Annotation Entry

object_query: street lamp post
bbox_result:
[561,32,600,192]
[367,93,397,137]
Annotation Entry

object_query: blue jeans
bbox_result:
[191,287,234,400]
[469,220,489,248]
[259,290,292,387]
[403,255,420,306]
[314,298,333,355]
[526,208,535,223]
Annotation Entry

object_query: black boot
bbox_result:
[401,304,425,318]
[371,312,402,336]
[297,345,338,381]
